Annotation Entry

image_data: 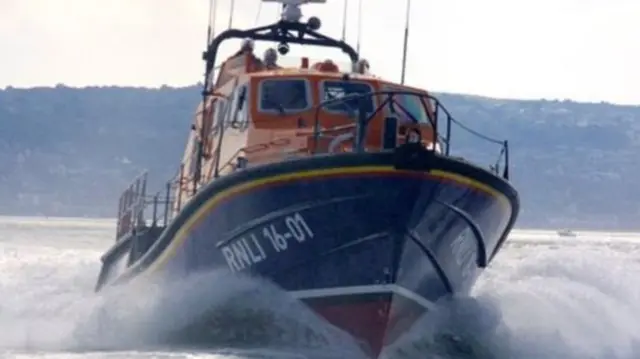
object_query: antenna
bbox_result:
[356,0,362,53]
[262,0,327,22]
[400,0,411,84]
[207,0,218,44]
[254,0,263,26]
[227,0,236,28]
[340,0,348,41]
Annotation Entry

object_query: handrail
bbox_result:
[114,163,188,242]
[202,21,359,96]
[218,146,247,174]
[312,90,510,180]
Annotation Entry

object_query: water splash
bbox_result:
[71,270,367,358]
[0,217,366,357]
[383,238,640,359]
[2,218,640,359]
[0,221,103,351]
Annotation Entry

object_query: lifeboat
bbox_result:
[94,0,520,357]
[557,228,577,237]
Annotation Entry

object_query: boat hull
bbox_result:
[98,148,519,356]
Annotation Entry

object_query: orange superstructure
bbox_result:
[173,46,439,212]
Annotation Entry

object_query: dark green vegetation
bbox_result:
[1,85,638,230]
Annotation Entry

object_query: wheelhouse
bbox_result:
[233,70,439,162]
[178,49,444,210]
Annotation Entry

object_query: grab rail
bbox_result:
[312,90,510,180]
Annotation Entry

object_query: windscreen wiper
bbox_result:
[263,95,286,115]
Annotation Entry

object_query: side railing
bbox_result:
[310,90,510,181]
[217,147,250,175]
[115,171,148,241]
[114,164,190,242]
[429,96,510,180]
[207,91,510,182]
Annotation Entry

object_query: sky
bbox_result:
[0,0,638,105]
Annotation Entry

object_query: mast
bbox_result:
[340,0,348,41]
[400,0,411,84]
[206,1,212,45]
[356,0,362,53]
[207,0,218,44]
[227,0,236,28]
[196,0,228,191]
[254,0,263,25]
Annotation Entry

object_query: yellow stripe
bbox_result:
[138,165,509,279]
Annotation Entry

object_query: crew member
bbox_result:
[233,38,255,57]
[263,48,281,70]
[355,59,370,74]
[231,38,265,71]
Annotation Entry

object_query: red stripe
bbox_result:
[304,293,428,357]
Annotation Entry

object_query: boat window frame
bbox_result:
[256,77,313,114]
[319,79,377,115]
[225,84,250,130]
[381,84,433,126]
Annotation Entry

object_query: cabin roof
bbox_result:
[215,53,431,96]
[245,67,379,81]
[247,69,430,94]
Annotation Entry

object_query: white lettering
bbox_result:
[218,212,316,272]
[231,240,252,269]
[241,237,264,263]
[286,216,305,242]
[294,212,314,239]
[264,225,287,252]
[221,246,240,271]
[251,234,266,258]
[286,212,314,242]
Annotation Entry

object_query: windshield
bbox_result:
[321,81,375,114]
[387,90,431,125]
[259,79,310,113]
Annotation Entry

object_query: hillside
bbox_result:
[1,85,639,230]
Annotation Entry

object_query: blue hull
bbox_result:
[96,149,519,356]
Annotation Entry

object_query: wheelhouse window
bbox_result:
[222,85,249,130]
[321,81,375,114]
[387,89,432,125]
[259,79,310,113]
